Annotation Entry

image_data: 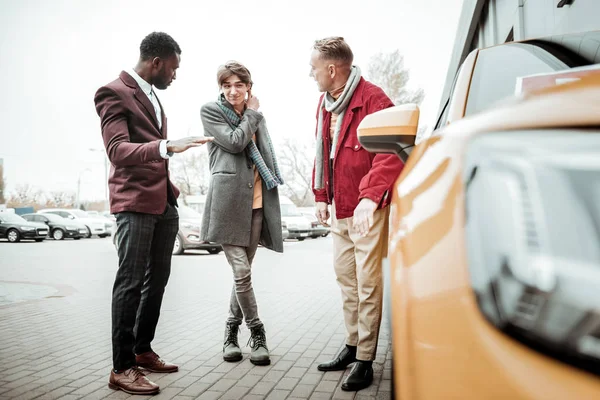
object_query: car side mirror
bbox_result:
[357,103,420,163]
[68,215,75,220]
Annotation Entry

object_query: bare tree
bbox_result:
[278,139,315,206]
[7,184,45,209]
[367,50,425,106]
[170,151,210,196]
[0,164,5,204]
[46,191,76,208]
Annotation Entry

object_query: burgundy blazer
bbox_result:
[94,71,180,215]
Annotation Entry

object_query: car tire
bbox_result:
[322,232,330,237]
[98,234,108,238]
[34,238,44,242]
[297,237,305,241]
[52,229,65,241]
[208,248,221,255]
[84,227,92,238]
[7,229,20,243]
[73,237,81,240]
[172,233,184,255]
[310,235,319,239]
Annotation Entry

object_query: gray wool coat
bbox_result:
[199,101,283,253]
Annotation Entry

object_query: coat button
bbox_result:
[354,144,359,149]
[248,183,253,188]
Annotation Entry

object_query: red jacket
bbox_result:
[94,71,180,215]
[312,78,404,220]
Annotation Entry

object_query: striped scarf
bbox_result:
[216,96,284,190]
[314,66,361,190]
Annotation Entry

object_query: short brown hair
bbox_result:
[217,61,253,87]
[313,36,354,65]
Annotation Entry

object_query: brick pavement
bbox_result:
[0,238,392,400]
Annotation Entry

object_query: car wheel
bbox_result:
[310,235,319,239]
[7,229,20,243]
[98,234,108,238]
[208,248,221,255]
[52,229,65,240]
[84,227,92,238]
[34,238,44,242]
[172,234,184,255]
[297,237,305,241]
[73,237,81,240]
[322,232,330,237]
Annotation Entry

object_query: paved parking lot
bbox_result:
[0,237,392,400]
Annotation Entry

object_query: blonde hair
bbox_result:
[313,36,354,66]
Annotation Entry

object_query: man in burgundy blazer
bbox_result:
[94,32,211,396]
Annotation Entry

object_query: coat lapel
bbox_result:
[332,78,365,161]
[155,95,167,138]
[134,88,161,131]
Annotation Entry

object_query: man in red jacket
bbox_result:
[310,37,403,392]
[94,32,211,395]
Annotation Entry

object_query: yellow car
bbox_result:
[358,32,600,399]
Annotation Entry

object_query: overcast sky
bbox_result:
[0,0,463,201]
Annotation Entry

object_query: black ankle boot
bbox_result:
[317,345,357,372]
[341,361,374,391]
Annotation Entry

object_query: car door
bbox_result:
[0,216,6,237]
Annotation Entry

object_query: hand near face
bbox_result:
[246,89,260,111]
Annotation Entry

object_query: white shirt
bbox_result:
[126,69,170,159]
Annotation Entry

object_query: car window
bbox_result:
[465,42,584,116]
[281,204,302,217]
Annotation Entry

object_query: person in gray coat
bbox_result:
[200,61,284,366]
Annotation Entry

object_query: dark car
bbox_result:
[0,213,49,242]
[21,213,87,240]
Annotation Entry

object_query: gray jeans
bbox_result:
[222,208,263,329]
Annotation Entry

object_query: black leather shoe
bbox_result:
[317,346,356,371]
[341,361,374,391]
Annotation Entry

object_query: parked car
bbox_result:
[173,204,222,255]
[281,221,290,241]
[356,34,600,400]
[279,196,312,241]
[299,209,330,238]
[0,212,48,242]
[101,211,116,223]
[38,208,112,238]
[21,213,87,240]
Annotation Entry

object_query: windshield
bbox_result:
[43,213,64,222]
[281,204,302,217]
[0,213,26,223]
[178,205,202,219]
[70,209,89,218]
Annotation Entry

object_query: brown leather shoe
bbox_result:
[108,367,159,395]
[136,351,179,373]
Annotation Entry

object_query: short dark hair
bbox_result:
[217,61,253,87]
[313,36,353,66]
[139,32,181,61]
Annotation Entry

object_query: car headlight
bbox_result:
[465,132,600,375]
[21,226,35,231]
